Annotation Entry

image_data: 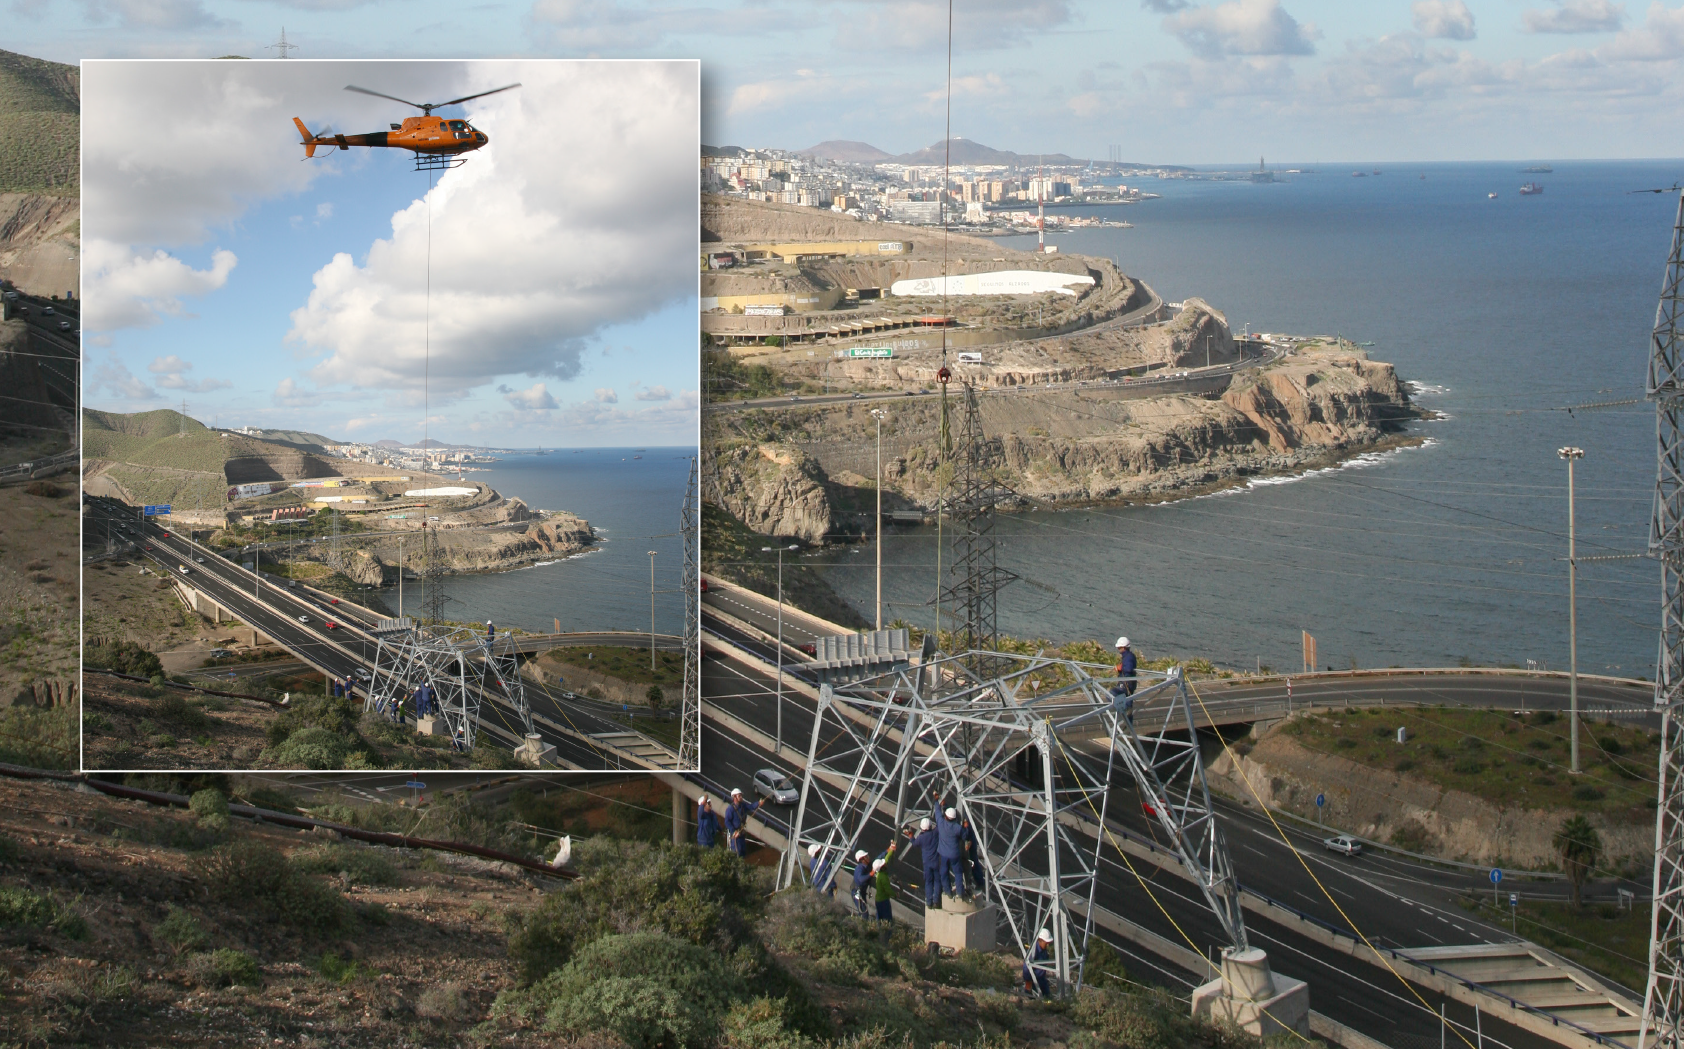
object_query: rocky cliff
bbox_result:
[307,511,596,585]
[1207,732,1651,872]
[708,344,1422,539]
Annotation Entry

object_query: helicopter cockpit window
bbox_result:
[447,120,468,138]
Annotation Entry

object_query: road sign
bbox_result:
[1509,893,1517,906]
[1490,868,1503,884]
[404,780,426,790]
[142,504,172,516]
[845,347,893,358]
[1315,793,1325,808]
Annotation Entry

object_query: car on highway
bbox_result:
[752,768,799,805]
[160,531,170,538]
[325,621,338,630]
[798,641,817,657]
[177,564,190,575]
[58,320,70,331]
[851,392,862,398]
[328,597,339,605]
[297,615,310,623]
[1323,835,1363,857]
[143,544,152,551]
[195,557,205,563]
[40,306,53,316]
[699,578,708,593]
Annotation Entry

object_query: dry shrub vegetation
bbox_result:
[0,772,1305,1049]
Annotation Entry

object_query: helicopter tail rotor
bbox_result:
[292,117,319,159]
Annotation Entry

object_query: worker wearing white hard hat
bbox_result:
[904,816,942,908]
[806,842,835,898]
[931,794,969,901]
[1023,928,1055,997]
[870,839,900,922]
[1114,635,1138,701]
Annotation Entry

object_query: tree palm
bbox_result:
[1554,813,1603,907]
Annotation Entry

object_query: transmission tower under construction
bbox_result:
[1643,185,1684,1049]
[680,456,701,770]
[421,521,449,625]
[937,382,1016,669]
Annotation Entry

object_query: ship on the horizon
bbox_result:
[535,444,548,455]
[1522,165,1553,173]
[1519,182,1544,196]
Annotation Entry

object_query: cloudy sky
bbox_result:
[14,1,1684,163]
[81,59,698,447]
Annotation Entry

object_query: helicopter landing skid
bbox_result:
[414,154,467,173]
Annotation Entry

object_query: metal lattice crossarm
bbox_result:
[1644,188,1684,1049]
[779,649,1247,997]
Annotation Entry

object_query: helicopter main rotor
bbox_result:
[344,82,521,117]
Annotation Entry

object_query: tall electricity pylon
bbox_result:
[938,382,1016,673]
[680,455,701,771]
[1642,185,1684,1049]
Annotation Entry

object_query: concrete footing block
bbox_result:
[924,894,997,953]
[1191,948,1309,1038]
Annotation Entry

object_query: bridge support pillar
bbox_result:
[1191,948,1308,1038]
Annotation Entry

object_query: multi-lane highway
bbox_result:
[86,496,675,769]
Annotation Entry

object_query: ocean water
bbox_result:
[811,161,1684,676]
[371,448,694,635]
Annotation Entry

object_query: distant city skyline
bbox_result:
[9,1,1683,165]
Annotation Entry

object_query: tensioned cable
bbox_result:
[1181,678,1479,1047]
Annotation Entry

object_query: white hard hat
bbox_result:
[1116,636,1130,648]
[945,807,957,820]
[919,817,932,831]
[856,849,869,861]
[808,843,821,858]
[872,858,885,871]
[698,795,709,804]
[1038,928,1053,942]
[731,787,743,796]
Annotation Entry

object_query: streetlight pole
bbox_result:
[648,550,658,673]
[762,543,798,754]
[397,536,404,619]
[1559,445,1584,774]
[871,408,887,630]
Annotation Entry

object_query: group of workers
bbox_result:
[694,788,766,858]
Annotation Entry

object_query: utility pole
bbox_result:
[872,408,887,630]
[648,550,658,673]
[397,535,404,618]
[1560,445,1584,774]
[762,543,798,754]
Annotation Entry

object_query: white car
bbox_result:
[297,615,310,623]
[1323,835,1362,857]
[753,768,799,805]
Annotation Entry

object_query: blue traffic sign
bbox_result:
[404,780,426,790]
[1315,793,1325,808]
[142,504,172,516]
[1490,868,1503,885]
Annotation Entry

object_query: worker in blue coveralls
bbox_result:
[931,795,968,900]
[849,848,873,917]
[960,814,985,895]
[807,842,834,896]
[1022,928,1054,997]
[723,787,764,857]
[695,795,722,848]
[901,817,943,908]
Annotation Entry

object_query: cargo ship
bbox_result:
[1519,182,1544,195]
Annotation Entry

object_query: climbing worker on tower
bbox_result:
[850,848,873,918]
[1022,928,1054,997]
[695,795,722,848]
[871,840,899,923]
[901,817,943,908]
[807,842,834,896]
[931,794,968,900]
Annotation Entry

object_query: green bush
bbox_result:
[505,838,765,985]
[291,842,400,886]
[721,997,817,1049]
[1453,759,1484,775]
[155,692,206,726]
[263,726,353,769]
[503,932,744,1047]
[761,889,911,982]
[1070,985,1259,1049]
[316,951,373,983]
[88,640,164,678]
[195,839,345,933]
[189,948,262,987]
[416,983,472,1022]
[154,905,207,955]
[0,885,56,927]
[1573,785,1606,802]
[189,788,230,832]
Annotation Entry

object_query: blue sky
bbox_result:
[11,0,1684,165]
[80,59,699,447]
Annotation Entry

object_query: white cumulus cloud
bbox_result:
[82,241,237,331]
[593,387,619,403]
[146,353,232,392]
[1413,0,1477,39]
[1596,1,1684,56]
[501,382,560,410]
[1524,0,1627,33]
[285,61,698,397]
[92,355,158,401]
[1163,0,1319,57]
[634,384,671,401]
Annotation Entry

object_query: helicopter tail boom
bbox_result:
[293,117,319,159]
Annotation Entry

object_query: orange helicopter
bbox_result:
[293,83,520,171]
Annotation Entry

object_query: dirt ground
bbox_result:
[81,674,274,770]
[0,482,78,704]
[81,556,250,671]
[0,773,565,1048]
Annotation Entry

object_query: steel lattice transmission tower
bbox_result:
[938,382,1017,670]
[1644,186,1684,1049]
[421,521,449,625]
[680,455,701,770]
[778,654,1246,998]
[363,619,534,752]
